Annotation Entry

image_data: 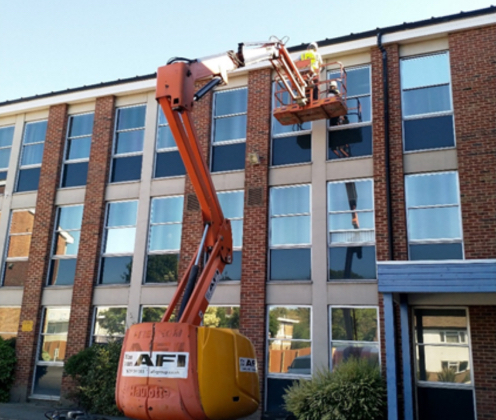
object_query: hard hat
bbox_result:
[330,81,338,88]
[308,42,318,51]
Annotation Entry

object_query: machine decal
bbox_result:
[122,351,189,378]
[205,269,221,302]
[239,357,257,373]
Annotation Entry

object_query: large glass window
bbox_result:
[0,307,21,339]
[405,172,463,260]
[0,126,14,194]
[328,179,376,280]
[269,185,311,281]
[32,307,70,398]
[401,52,454,151]
[111,105,145,183]
[272,82,311,166]
[266,306,311,414]
[92,306,127,344]
[48,205,83,286]
[145,196,183,284]
[100,201,138,284]
[330,307,379,369]
[16,120,47,192]
[2,209,35,286]
[328,66,372,159]
[211,88,247,172]
[218,190,243,281]
[154,108,186,178]
[61,113,93,188]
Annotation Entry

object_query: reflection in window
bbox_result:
[203,306,240,329]
[154,108,186,178]
[3,209,35,286]
[401,52,454,151]
[211,88,247,172]
[330,307,379,369]
[218,191,243,281]
[48,205,84,286]
[100,201,138,284]
[145,196,183,283]
[33,307,70,397]
[61,113,93,187]
[16,120,47,192]
[414,308,471,385]
[328,66,372,159]
[141,306,167,322]
[0,307,21,339]
[93,307,127,344]
[405,172,463,260]
[111,105,145,182]
[0,126,14,194]
[269,185,311,280]
[328,180,376,280]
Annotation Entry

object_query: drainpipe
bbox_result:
[377,32,394,261]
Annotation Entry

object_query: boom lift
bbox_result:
[116,40,348,420]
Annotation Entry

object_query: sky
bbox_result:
[0,0,494,102]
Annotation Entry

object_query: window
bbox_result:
[328,66,372,159]
[203,306,240,328]
[218,190,243,281]
[154,108,186,178]
[48,205,83,286]
[145,196,183,283]
[0,126,14,194]
[32,307,70,397]
[266,306,311,414]
[61,113,93,187]
[141,306,167,322]
[0,307,21,339]
[272,82,311,166]
[2,209,35,286]
[211,88,247,172]
[16,120,47,192]
[328,179,376,280]
[330,307,379,369]
[100,201,138,284]
[111,105,145,182]
[269,185,311,280]
[401,52,454,151]
[405,172,463,260]
[92,306,127,344]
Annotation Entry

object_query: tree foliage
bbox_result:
[0,337,16,402]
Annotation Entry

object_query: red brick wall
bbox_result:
[470,306,496,420]
[449,26,496,259]
[14,103,68,399]
[240,68,272,401]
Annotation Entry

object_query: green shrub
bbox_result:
[64,341,123,416]
[284,358,386,420]
[0,337,16,402]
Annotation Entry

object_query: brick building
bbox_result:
[0,7,495,420]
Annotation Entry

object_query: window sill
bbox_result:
[268,280,313,284]
[44,284,73,289]
[327,154,372,163]
[328,279,377,284]
[270,161,312,169]
[142,282,178,287]
[96,283,131,288]
[403,146,456,154]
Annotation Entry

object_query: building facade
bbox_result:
[0,7,495,420]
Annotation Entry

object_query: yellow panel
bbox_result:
[197,327,260,420]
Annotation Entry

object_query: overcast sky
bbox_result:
[0,0,494,102]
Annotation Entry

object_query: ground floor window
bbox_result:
[32,307,70,398]
[0,306,21,339]
[92,307,127,344]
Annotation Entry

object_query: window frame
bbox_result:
[400,51,456,153]
[0,125,15,193]
[154,107,185,179]
[16,120,47,192]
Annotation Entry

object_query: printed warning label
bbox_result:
[205,269,221,302]
[239,357,257,373]
[122,352,189,378]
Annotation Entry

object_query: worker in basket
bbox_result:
[300,42,323,100]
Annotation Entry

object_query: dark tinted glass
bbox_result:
[33,365,63,396]
[3,260,29,286]
[62,162,88,188]
[270,248,311,280]
[145,254,179,283]
[328,126,372,159]
[220,251,241,281]
[328,246,376,280]
[417,387,474,420]
[100,256,132,284]
[272,134,311,166]
[404,115,454,151]
[211,143,245,172]
[0,170,7,181]
[266,378,293,414]
[111,155,142,182]
[154,151,186,178]
[48,259,77,285]
[16,168,41,192]
[409,243,463,260]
